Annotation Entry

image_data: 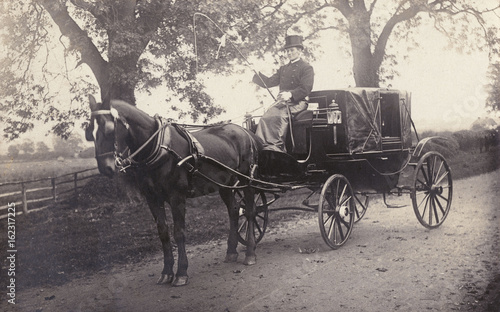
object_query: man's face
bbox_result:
[285,47,301,61]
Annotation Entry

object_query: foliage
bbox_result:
[36,141,50,154]
[7,145,20,158]
[485,62,500,112]
[0,0,499,140]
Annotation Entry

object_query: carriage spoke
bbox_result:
[421,195,430,220]
[254,219,263,235]
[339,195,352,207]
[327,216,335,240]
[323,213,334,226]
[339,184,347,206]
[427,158,435,183]
[434,160,444,181]
[416,192,431,210]
[335,215,345,242]
[431,157,438,181]
[434,196,446,215]
[236,190,269,246]
[319,174,355,249]
[256,214,265,222]
[339,213,351,228]
[412,151,453,229]
[436,192,450,202]
[238,219,247,233]
[431,196,440,225]
[420,165,430,185]
[434,169,449,186]
[325,195,336,209]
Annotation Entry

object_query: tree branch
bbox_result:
[37,0,109,90]
[372,2,422,70]
[69,0,109,25]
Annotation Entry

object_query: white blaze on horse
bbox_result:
[86,95,263,286]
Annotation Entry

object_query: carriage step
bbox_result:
[383,193,407,209]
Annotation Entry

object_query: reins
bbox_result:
[92,108,292,192]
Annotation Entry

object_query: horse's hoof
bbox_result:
[172,275,189,287]
[157,274,174,285]
[224,253,238,263]
[243,256,256,266]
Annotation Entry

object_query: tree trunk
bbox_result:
[347,10,379,88]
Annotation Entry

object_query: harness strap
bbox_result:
[171,123,204,170]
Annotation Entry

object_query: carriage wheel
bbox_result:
[233,189,269,246]
[353,193,369,223]
[411,151,453,229]
[318,174,355,249]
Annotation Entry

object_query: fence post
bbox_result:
[52,178,57,202]
[21,182,28,214]
[74,172,78,196]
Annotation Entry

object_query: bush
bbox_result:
[452,130,482,153]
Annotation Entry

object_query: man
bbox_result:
[253,35,314,153]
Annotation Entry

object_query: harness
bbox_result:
[91,108,262,191]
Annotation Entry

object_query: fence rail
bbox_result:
[0,167,99,219]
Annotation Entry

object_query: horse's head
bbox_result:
[86,95,138,177]
[86,95,117,177]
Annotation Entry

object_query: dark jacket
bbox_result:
[252,59,314,102]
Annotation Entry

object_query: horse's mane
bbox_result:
[110,99,155,129]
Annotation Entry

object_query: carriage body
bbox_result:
[253,88,414,193]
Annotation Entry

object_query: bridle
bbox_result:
[90,108,168,172]
[90,108,131,171]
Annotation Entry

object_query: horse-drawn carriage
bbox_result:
[235,88,452,249]
[86,87,452,286]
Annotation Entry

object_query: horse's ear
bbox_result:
[89,95,99,111]
[85,118,95,141]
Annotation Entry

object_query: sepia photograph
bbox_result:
[1,1,499,311]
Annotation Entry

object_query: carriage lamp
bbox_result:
[243,113,254,130]
[327,100,342,124]
[327,100,342,145]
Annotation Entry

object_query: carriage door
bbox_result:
[380,91,402,150]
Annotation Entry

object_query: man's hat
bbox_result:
[283,35,304,50]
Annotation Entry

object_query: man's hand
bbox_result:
[278,91,292,101]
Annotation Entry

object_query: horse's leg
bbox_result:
[145,196,175,285]
[220,188,239,262]
[242,187,257,266]
[168,191,189,286]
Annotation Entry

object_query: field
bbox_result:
[0,158,96,183]
[0,146,498,294]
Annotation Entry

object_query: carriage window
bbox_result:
[380,93,401,138]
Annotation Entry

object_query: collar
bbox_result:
[290,58,301,64]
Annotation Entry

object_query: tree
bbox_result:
[1,0,499,140]
[0,0,266,139]
[53,134,83,157]
[485,62,500,112]
[20,139,35,155]
[7,145,20,158]
[36,141,51,154]
[248,0,500,87]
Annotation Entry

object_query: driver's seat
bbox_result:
[286,109,313,155]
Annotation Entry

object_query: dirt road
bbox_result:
[4,170,499,312]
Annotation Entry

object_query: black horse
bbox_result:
[86,95,263,286]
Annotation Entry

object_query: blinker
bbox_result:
[104,120,115,137]
[85,119,95,141]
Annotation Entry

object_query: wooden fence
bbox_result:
[0,168,100,219]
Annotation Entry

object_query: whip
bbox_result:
[193,12,276,101]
